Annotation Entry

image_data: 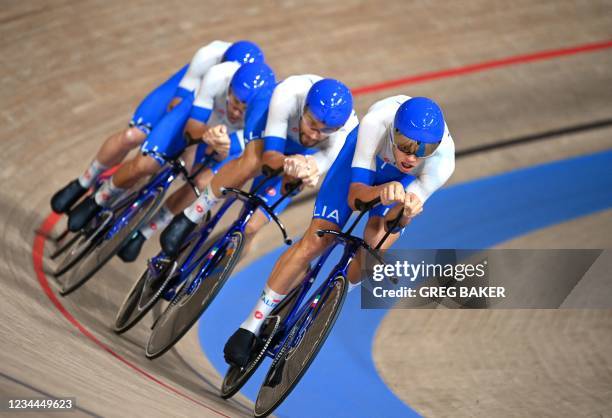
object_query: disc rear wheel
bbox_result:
[145,231,244,359]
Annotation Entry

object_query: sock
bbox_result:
[94,178,124,207]
[78,159,108,188]
[348,281,361,293]
[240,285,286,336]
[140,205,174,239]
[183,184,219,223]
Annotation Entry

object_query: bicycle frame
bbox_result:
[265,199,392,358]
[103,165,178,241]
[166,188,281,296]
[99,152,213,242]
[158,174,298,298]
[264,241,357,358]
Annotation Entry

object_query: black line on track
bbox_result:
[456,118,612,157]
[286,118,612,206]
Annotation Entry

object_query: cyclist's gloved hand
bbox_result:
[283,155,320,187]
[380,181,406,206]
[202,124,230,159]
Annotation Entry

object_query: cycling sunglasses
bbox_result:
[303,108,341,135]
[391,129,441,159]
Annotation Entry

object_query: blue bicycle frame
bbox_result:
[152,174,297,300]
[98,152,213,243]
[264,199,391,358]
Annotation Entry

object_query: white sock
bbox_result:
[348,281,361,293]
[183,184,219,223]
[94,178,124,207]
[240,285,286,336]
[140,205,174,239]
[78,159,108,188]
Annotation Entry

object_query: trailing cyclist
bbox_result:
[63,54,275,237]
[50,40,265,218]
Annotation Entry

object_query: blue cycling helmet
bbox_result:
[394,97,445,143]
[230,62,276,103]
[223,40,264,64]
[305,78,353,128]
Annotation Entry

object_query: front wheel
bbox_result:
[145,231,244,359]
[53,213,112,277]
[113,258,177,334]
[254,276,347,418]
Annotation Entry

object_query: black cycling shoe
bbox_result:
[160,213,196,257]
[51,179,87,214]
[224,328,259,367]
[68,196,102,232]
[117,231,147,262]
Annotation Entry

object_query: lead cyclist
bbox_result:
[50,40,264,216]
[223,96,456,366]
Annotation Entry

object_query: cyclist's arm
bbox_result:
[175,40,231,99]
[184,62,236,141]
[262,150,285,171]
[405,132,455,202]
[348,112,385,210]
[261,80,295,171]
[348,182,388,210]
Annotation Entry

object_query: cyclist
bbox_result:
[65,60,275,233]
[117,63,276,261]
[151,76,358,263]
[50,40,264,215]
[223,96,456,367]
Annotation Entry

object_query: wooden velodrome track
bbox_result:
[1,1,611,417]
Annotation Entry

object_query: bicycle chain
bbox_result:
[246,315,281,373]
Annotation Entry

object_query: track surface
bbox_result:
[1,1,611,417]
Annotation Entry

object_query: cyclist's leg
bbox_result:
[68,95,195,232]
[118,145,207,262]
[224,139,356,366]
[187,139,264,221]
[242,209,270,256]
[224,217,339,366]
[67,152,163,232]
[161,140,264,256]
[133,150,213,244]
